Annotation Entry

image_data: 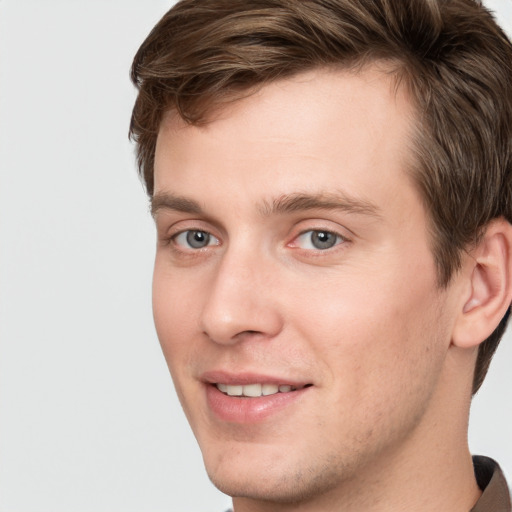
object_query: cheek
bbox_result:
[292,261,449,397]
[152,262,201,377]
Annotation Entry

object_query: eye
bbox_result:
[293,230,345,250]
[173,230,220,249]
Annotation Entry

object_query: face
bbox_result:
[152,68,458,507]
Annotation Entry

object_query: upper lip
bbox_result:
[201,370,311,387]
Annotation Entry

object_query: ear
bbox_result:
[452,218,512,349]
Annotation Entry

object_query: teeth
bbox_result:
[243,384,262,397]
[262,384,279,396]
[216,383,301,397]
[226,385,243,396]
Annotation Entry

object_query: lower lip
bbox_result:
[205,384,309,424]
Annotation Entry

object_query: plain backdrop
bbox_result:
[0,1,510,511]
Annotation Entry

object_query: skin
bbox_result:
[151,68,483,511]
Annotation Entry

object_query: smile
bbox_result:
[206,381,312,423]
[215,383,308,397]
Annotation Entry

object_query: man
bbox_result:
[129,1,512,511]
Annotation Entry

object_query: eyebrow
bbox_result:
[151,193,203,217]
[151,191,382,219]
[259,191,382,218]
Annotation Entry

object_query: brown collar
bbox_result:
[471,456,511,512]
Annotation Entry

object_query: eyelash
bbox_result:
[171,230,220,251]
[166,227,349,255]
[289,229,348,252]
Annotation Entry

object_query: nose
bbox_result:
[199,247,284,345]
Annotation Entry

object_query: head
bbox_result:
[130,0,512,395]
[130,0,512,506]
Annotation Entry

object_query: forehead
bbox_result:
[154,67,417,215]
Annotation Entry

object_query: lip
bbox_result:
[201,370,309,387]
[201,371,312,424]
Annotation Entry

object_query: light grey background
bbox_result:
[0,1,510,511]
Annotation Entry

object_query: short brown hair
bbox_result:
[129,0,512,394]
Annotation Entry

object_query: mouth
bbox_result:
[214,382,312,397]
[203,373,313,422]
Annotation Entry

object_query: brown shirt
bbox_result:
[471,456,511,512]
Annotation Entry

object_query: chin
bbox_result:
[202,446,350,505]
[207,470,328,504]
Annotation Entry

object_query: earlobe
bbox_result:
[452,219,512,349]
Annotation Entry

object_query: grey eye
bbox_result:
[310,231,338,249]
[186,230,211,248]
[174,230,218,249]
[294,230,343,250]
